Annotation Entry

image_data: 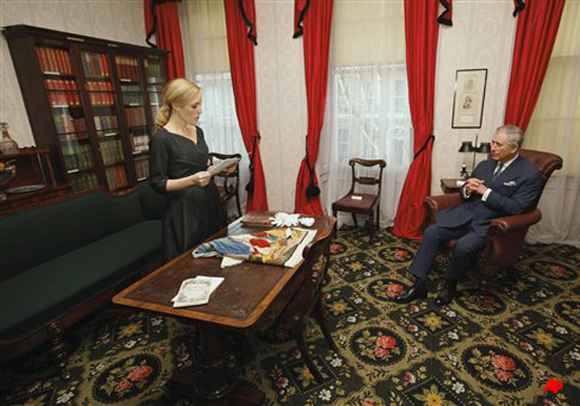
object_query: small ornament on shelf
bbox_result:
[0,122,19,155]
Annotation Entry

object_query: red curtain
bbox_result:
[392,0,440,240]
[294,0,334,215]
[224,0,268,212]
[144,0,185,80]
[504,0,565,131]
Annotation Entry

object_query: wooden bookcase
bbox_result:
[2,25,168,192]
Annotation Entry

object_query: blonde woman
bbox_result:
[150,78,226,262]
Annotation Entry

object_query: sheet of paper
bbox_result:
[208,157,240,175]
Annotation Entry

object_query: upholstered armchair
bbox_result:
[423,149,563,275]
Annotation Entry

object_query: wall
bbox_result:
[0,0,147,147]
[255,0,308,212]
[432,0,516,193]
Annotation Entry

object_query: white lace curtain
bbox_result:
[320,1,412,227]
[178,0,249,214]
[524,1,580,247]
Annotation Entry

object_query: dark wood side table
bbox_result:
[440,178,464,194]
[113,213,336,405]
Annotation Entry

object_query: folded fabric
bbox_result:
[193,227,317,268]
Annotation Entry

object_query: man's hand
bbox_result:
[464,178,488,195]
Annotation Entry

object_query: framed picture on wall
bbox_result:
[451,69,487,128]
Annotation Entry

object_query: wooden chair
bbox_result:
[272,226,339,383]
[332,158,386,232]
[209,152,242,218]
[423,149,563,275]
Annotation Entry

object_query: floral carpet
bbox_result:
[1,226,580,405]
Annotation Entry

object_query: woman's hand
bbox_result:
[190,171,213,187]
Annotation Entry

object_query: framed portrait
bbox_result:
[451,69,487,129]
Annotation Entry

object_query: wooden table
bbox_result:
[113,212,336,405]
[440,178,464,194]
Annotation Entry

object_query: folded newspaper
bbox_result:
[172,276,225,308]
[192,227,317,268]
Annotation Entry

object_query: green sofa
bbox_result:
[0,183,164,368]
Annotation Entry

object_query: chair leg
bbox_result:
[376,203,380,230]
[295,318,324,383]
[235,192,242,218]
[352,213,358,228]
[313,295,338,353]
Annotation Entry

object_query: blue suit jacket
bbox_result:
[435,156,542,237]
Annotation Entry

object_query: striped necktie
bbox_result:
[492,163,504,182]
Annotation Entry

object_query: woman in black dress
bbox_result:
[149,78,226,262]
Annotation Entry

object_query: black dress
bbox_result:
[149,127,225,262]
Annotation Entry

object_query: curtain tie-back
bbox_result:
[413,134,435,160]
[304,134,320,197]
[245,134,259,193]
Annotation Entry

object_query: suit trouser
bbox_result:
[409,223,487,281]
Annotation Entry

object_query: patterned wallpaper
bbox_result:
[432,0,516,193]
[255,0,308,213]
[0,0,147,147]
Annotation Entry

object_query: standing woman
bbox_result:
[150,78,226,262]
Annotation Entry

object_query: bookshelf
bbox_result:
[2,25,168,192]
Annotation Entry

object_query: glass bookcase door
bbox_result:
[36,45,98,192]
[117,55,150,181]
[80,50,129,191]
[145,58,166,125]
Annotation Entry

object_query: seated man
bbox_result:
[395,124,542,306]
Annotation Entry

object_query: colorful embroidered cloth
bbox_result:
[192,228,317,268]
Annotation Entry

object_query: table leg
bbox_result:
[169,323,266,405]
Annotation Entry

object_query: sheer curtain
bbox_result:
[178,0,249,213]
[524,1,580,247]
[320,1,412,227]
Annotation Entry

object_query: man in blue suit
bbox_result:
[395,125,542,306]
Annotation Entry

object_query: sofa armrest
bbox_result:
[423,194,463,228]
[487,209,542,236]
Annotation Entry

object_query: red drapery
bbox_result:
[294,0,334,215]
[224,0,268,212]
[392,0,440,240]
[144,0,185,80]
[504,0,565,131]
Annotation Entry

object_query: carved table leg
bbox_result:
[169,323,265,405]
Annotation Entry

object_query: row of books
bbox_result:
[62,144,95,171]
[131,134,150,153]
[105,166,128,190]
[146,60,163,81]
[46,79,77,91]
[37,47,73,75]
[125,107,146,127]
[148,92,161,106]
[115,57,140,81]
[100,138,125,166]
[122,93,144,106]
[54,113,87,134]
[70,172,99,192]
[82,52,110,78]
[121,84,141,93]
[49,91,81,107]
[94,114,119,131]
[89,91,115,106]
[87,81,113,91]
[135,157,150,180]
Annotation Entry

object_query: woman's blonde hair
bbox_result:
[154,78,202,130]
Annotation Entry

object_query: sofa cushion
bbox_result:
[0,190,144,282]
[0,220,161,342]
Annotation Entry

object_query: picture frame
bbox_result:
[451,68,487,129]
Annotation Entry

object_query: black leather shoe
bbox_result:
[435,279,458,306]
[394,279,428,304]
